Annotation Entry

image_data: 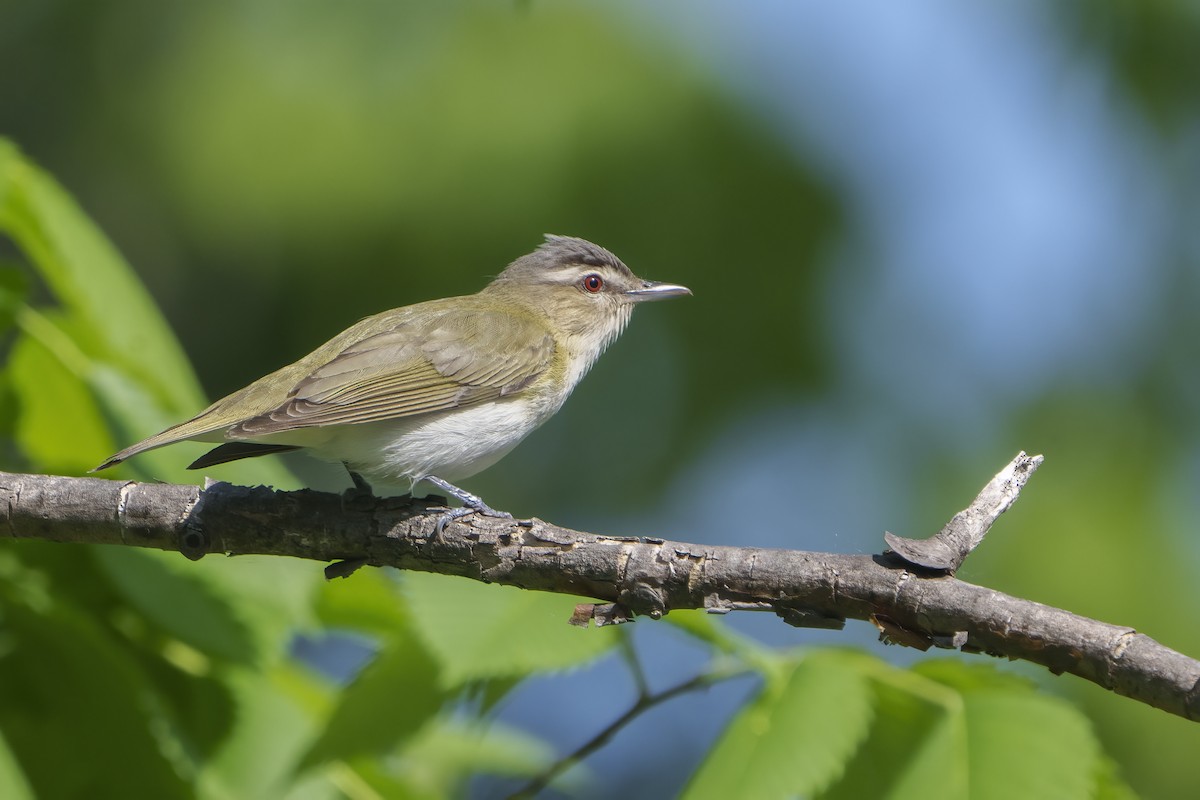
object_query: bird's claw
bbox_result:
[423,475,513,535]
[432,500,514,535]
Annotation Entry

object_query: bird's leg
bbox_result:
[340,463,380,513]
[343,463,374,494]
[423,475,513,534]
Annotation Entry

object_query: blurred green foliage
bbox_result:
[2,1,838,509]
[1062,0,1200,131]
[0,128,1144,800]
[2,0,1200,797]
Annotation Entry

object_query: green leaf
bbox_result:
[0,137,201,411]
[301,618,444,768]
[683,651,875,800]
[469,674,524,715]
[1092,755,1139,800]
[316,567,408,635]
[0,729,35,800]
[664,608,771,662]
[962,691,1100,800]
[0,601,191,798]
[390,718,558,797]
[819,674,965,800]
[85,362,204,479]
[0,260,28,333]
[92,547,262,664]
[198,665,338,800]
[912,657,1035,693]
[332,761,428,800]
[95,545,319,668]
[129,648,238,765]
[0,138,298,488]
[183,554,321,656]
[339,718,558,800]
[401,571,616,686]
[663,608,731,647]
[822,658,1102,800]
[6,328,114,473]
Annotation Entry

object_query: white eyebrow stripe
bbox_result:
[542,265,614,284]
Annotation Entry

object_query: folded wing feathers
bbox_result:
[228,311,554,436]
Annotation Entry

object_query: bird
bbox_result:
[94,235,691,525]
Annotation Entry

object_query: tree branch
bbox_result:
[2,454,1197,722]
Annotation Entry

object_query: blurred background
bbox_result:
[3,0,1200,796]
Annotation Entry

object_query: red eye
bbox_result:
[582,274,604,293]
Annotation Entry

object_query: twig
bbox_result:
[505,671,733,800]
[884,451,1043,572]
[616,631,650,698]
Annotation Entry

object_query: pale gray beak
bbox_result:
[625,280,692,301]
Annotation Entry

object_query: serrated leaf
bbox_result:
[819,671,966,800]
[301,620,444,768]
[822,659,1102,800]
[401,572,616,686]
[683,652,875,800]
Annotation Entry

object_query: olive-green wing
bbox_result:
[228,308,555,436]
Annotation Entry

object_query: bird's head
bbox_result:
[484,235,691,344]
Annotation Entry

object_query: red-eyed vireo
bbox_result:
[94,235,690,524]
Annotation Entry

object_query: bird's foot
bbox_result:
[423,475,513,534]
